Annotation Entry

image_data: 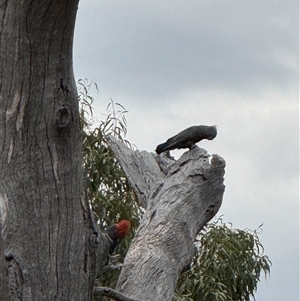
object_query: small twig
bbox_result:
[93,286,143,301]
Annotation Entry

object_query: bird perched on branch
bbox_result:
[155,125,217,154]
[104,220,131,254]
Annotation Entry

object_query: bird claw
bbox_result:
[108,254,122,265]
[106,263,124,270]
[163,151,174,159]
[105,254,124,270]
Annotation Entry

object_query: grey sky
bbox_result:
[74,1,299,300]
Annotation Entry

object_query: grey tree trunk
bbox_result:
[106,136,226,301]
[0,1,101,300]
[0,1,226,300]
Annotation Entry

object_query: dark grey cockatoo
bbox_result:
[155,125,217,154]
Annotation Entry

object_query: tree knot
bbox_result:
[55,105,72,128]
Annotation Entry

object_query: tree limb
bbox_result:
[106,136,225,301]
[106,136,166,207]
[94,286,143,301]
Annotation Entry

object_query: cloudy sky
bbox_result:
[73,1,299,300]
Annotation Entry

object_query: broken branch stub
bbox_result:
[106,136,225,301]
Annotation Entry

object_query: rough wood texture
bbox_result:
[107,136,225,301]
[94,286,142,301]
[0,1,100,300]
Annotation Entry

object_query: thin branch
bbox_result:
[93,286,143,301]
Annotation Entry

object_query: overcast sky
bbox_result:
[73,1,299,300]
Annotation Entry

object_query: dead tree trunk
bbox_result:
[0,2,225,300]
[106,136,226,301]
[0,1,103,300]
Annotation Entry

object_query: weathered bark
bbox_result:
[0,1,226,299]
[0,221,9,300]
[0,1,102,300]
[106,136,225,301]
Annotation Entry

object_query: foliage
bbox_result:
[79,79,141,226]
[78,79,141,299]
[78,79,271,301]
[174,218,271,301]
